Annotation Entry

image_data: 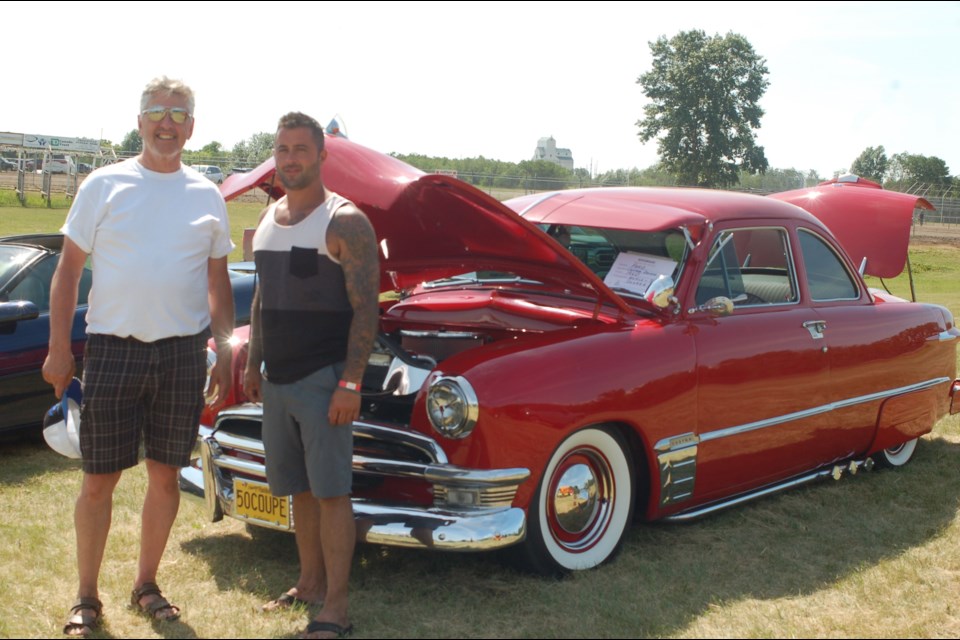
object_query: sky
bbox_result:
[4,1,959,179]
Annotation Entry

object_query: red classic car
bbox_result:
[179,136,960,574]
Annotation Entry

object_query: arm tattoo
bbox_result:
[332,208,380,383]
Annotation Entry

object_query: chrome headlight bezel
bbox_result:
[426,375,478,439]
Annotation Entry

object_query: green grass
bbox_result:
[3,412,959,638]
[2,205,960,638]
[866,244,960,316]
[0,189,75,209]
[1,202,266,263]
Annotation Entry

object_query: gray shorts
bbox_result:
[261,362,353,499]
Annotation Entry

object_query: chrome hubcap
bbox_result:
[552,463,599,534]
[547,447,616,551]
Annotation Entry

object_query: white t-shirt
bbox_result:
[61,158,233,342]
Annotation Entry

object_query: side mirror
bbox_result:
[644,275,677,310]
[0,300,40,326]
[697,296,734,317]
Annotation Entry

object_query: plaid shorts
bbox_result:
[79,331,208,474]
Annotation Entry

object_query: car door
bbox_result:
[0,252,90,431]
[795,227,949,450]
[686,223,847,502]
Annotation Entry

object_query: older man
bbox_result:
[44,76,234,636]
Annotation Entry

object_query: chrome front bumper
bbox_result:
[179,404,530,551]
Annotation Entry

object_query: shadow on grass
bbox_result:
[0,432,82,484]
[605,434,960,636]
[176,435,960,637]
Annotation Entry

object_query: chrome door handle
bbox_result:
[802,320,827,339]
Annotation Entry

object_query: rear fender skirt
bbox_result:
[869,387,941,454]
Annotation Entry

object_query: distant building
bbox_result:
[532,136,574,171]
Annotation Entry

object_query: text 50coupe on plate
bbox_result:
[180,136,960,574]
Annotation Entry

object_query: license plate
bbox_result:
[234,479,292,529]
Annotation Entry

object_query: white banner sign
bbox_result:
[22,133,101,154]
[0,132,24,146]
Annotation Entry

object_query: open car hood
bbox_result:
[221,136,634,314]
[770,176,934,279]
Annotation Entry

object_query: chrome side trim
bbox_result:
[666,469,832,522]
[655,432,699,506]
[664,457,875,522]
[400,330,480,339]
[700,377,951,444]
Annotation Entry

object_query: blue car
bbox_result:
[0,234,254,433]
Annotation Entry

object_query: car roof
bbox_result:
[0,233,64,251]
[218,135,930,306]
[506,187,817,231]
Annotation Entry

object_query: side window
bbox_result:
[7,255,92,313]
[8,255,56,312]
[798,230,858,301]
[695,228,797,307]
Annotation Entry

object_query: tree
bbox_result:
[637,30,770,188]
[247,132,276,163]
[517,160,574,191]
[737,167,809,192]
[231,140,250,164]
[201,141,223,156]
[887,152,951,186]
[120,129,142,154]
[850,146,888,182]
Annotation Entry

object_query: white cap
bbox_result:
[42,378,82,459]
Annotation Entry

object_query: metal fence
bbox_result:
[3,161,958,225]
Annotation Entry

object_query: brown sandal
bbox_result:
[63,597,103,636]
[130,582,180,621]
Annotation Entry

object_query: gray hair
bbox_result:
[140,76,195,114]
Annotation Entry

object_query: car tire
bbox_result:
[872,437,918,469]
[520,426,634,575]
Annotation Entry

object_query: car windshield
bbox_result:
[421,225,689,300]
[0,245,44,292]
[553,225,687,299]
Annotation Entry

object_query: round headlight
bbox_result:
[426,375,478,439]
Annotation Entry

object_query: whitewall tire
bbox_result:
[521,426,634,574]
[872,438,918,469]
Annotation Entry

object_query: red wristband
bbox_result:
[338,380,360,392]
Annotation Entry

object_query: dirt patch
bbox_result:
[0,171,80,194]
[909,222,960,247]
